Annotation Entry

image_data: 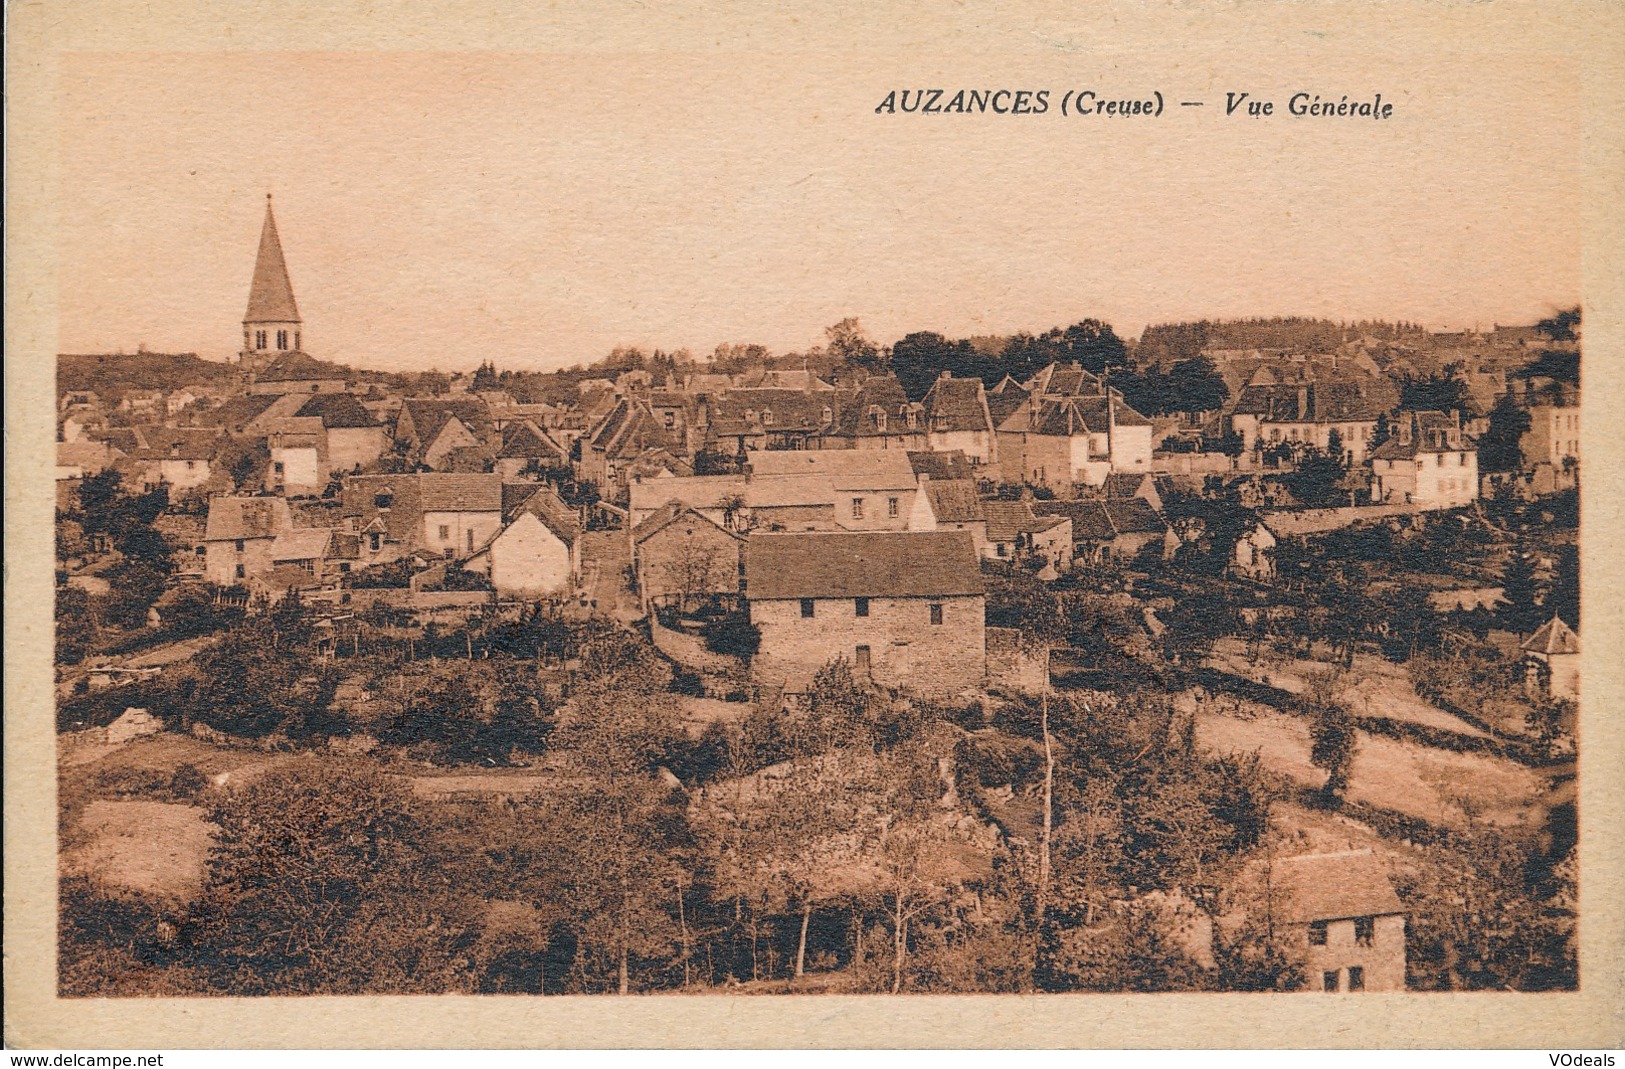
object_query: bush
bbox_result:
[170,763,208,801]
[701,609,760,660]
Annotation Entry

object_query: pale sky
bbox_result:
[56,50,1581,371]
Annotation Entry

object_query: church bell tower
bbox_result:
[239,193,303,370]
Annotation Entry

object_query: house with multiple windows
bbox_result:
[1270,849,1407,993]
[744,530,986,698]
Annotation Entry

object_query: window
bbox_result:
[438,524,451,541]
[185,460,196,471]
[294,332,301,350]
[235,539,245,552]
[467,529,476,551]
[276,329,289,350]
[1322,970,1340,993]
[821,406,833,424]
[887,496,899,518]
[339,562,352,573]
[1308,921,1328,946]
[375,493,393,510]
[930,603,943,625]
[851,498,865,519]
[273,461,285,474]
[997,543,1008,557]
[663,411,676,429]
[255,330,268,349]
[1347,966,1365,992]
[855,597,870,617]
[368,533,382,552]
[761,409,774,425]
[195,545,206,556]
[800,598,815,618]
[1355,916,1375,947]
[234,563,245,580]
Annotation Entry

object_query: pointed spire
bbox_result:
[244,194,301,324]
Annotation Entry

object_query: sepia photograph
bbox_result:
[7,0,1624,1051]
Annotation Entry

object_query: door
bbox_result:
[855,645,871,678]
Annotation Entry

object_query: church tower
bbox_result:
[239,194,303,369]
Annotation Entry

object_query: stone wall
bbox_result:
[750,593,985,698]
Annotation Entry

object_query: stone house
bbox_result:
[202,495,293,584]
[494,420,571,480]
[293,393,388,474]
[122,427,224,493]
[827,376,926,452]
[1369,410,1479,510]
[265,417,329,495]
[996,393,1154,491]
[463,486,581,597]
[921,372,998,466]
[917,477,988,557]
[1032,498,1176,566]
[1270,849,1407,993]
[631,501,745,611]
[982,501,1073,572]
[744,530,985,698]
[341,472,505,559]
[1229,381,1382,462]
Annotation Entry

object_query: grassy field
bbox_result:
[61,800,215,902]
[1194,698,1542,830]
[1205,638,1490,739]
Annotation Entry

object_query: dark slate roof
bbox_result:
[204,495,291,541]
[1271,850,1405,923]
[505,486,582,543]
[201,394,280,430]
[244,197,301,323]
[418,473,503,512]
[631,500,739,545]
[832,377,915,437]
[1232,381,1383,422]
[922,375,994,433]
[709,389,838,434]
[1027,363,1104,397]
[401,397,493,442]
[983,501,1068,543]
[1522,615,1579,655]
[295,392,379,428]
[985,385,1031,428]
[923,479,984,524]
[908,450,977,481]
[131,426,224,461]
[744,531,983,600]
[1104,499,1167,534]
[256,354,346,383]
[1032,501,1119,541]
[501,481,548,519]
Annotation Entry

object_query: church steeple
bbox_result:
[240,194,303,366]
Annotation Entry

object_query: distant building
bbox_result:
[1229,381,1382,462]
[342,472,505,558]
[1269,849,1407,993]
[744,530,985,697]
[921,372,998,466]
[1369,410,1479,510]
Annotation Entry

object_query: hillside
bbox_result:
[57,352,237,399]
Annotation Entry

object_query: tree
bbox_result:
[657,536,722,613]
[199,761,475,994]
[1546,544,1579,630]
[1478,393,1532,473]
[1308,703,1359,802]
[1499,551,1542,636]
[1399,369,1470,414]
[825,318,885,373]
[56,585,99,665]
[890,331,993,400]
